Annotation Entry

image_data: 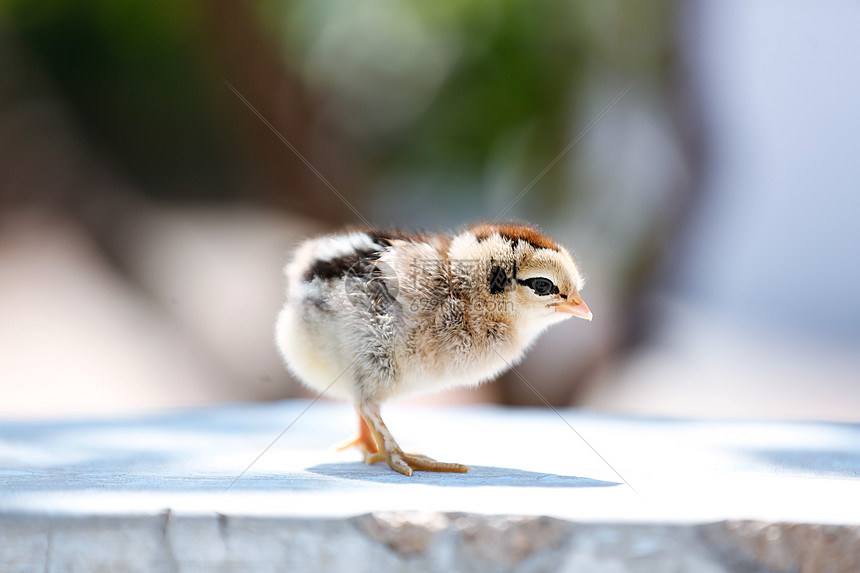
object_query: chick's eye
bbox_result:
[520,277,558,296]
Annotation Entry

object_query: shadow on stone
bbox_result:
[747,448,860,478]
[307,462,619,488]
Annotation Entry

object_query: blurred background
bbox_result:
[0,0,857,421]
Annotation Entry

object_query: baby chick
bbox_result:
[275,223,591,475]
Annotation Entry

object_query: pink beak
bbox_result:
[551,292,593,321]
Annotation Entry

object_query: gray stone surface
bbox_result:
[1,401,859,572]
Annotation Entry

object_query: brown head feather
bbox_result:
[470,222,559,251]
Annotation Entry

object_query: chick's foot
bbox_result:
[378,449,469,476]
[336,412,379,456]
[357,401,469,476]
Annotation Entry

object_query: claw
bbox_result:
[385,449,468,475]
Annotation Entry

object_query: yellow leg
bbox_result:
[356,401,468,476]
[336,410,381,460]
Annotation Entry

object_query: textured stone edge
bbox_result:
[1,512,858,573]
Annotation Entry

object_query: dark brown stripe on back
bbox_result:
[303,249,380,282]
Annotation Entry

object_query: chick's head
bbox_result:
[450,224,592,340]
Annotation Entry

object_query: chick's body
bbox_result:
[276,223,591,475]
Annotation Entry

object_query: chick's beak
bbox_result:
[552,291,593,321]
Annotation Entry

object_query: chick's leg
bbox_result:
[336,411,379,462]
[357,401,468,476]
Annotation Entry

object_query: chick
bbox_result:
[275,223,591,475]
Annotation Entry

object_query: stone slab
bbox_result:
[1,401,859,571]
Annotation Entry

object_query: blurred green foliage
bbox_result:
[2,0,235,199]
[2,0,675,216]
[266,0,675,220]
